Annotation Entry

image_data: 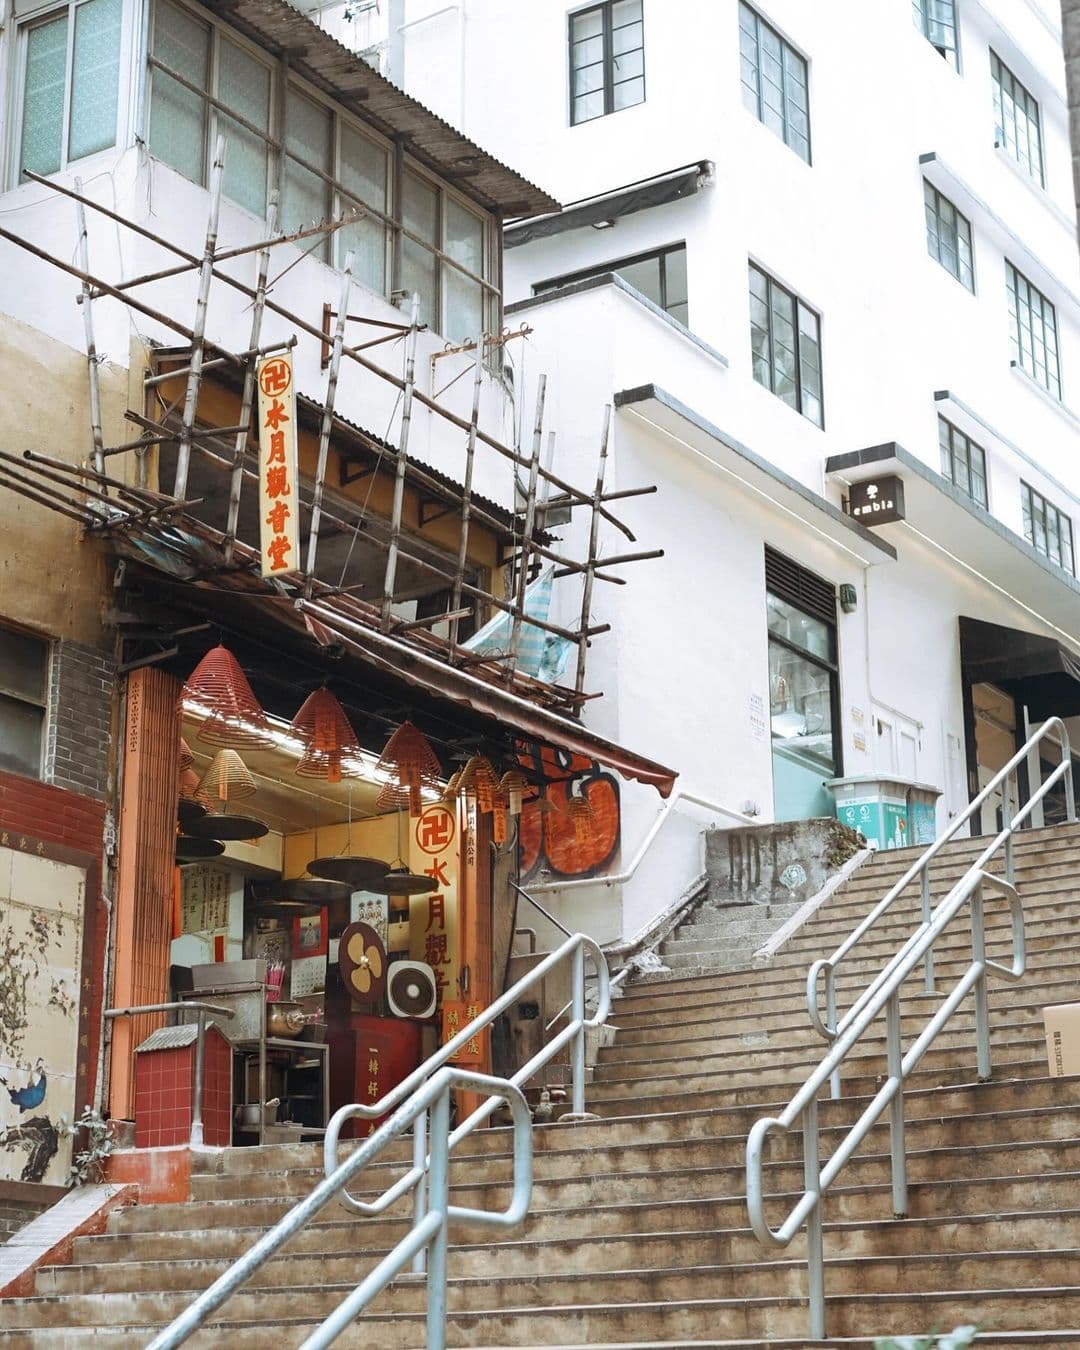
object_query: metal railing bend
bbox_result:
[149,929,609,1350]
[808,717,1074,1096]
[747,868,1025,1339]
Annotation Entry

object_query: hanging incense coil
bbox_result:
[375,720,444,817]
[179,766,201,802]
[566,795,594,844]
[196,749,257,805]
[180,644,272,749]
[178,736,194,772]
[441,770,463,801]
[499,770,528,817]
[456,754,499,813]
[290,687,363,785]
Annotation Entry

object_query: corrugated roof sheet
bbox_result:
[202,0,560,219]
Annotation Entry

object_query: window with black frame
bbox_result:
[938,416,987,507]
[569,0,645,126]
[1021,481,1075,575]
[0,627,49,780]
[533,243,688,325]
[749,263,823,427]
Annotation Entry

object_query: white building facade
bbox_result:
[1,0,1078,948]
[333,0,1080,942]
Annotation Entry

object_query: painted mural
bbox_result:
[518,745,621,881]
[0,846,85,1185]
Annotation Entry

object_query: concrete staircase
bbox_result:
[4,821,1080,1348]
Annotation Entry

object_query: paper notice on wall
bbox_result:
[748,693,767,743]
[181,866,231,934]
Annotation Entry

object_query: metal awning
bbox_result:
[505,162,711,246]
[960,616,1080,719]
[298,601,678,797]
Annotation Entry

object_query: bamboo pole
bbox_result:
[380,292,421,632]
[305,251,354,591]
[508,377,546,672]
[575,405,612,696]
[73,178,105,480]
[448,338,484,660]
[174,136,226,503]
[225,193,279,563]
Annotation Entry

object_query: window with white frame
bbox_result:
[992,51,1044,186]
[16,0,122,181]
[0,627,49,780]
[146,0,493,339]
[923,180,974,291]
[912,0,958,67]
[739,3,810,163]
[1022,481,1075,575]
[1006,260,1061,399]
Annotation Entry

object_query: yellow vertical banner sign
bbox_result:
[256,352,300,577]
[408,800,461,1012]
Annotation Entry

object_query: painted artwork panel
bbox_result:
[0,848,86,1185]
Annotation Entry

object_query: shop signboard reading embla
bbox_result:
[847,475,905,526]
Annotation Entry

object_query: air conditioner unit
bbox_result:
[386,961,437,1020]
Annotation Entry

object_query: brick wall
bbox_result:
[44,640,116,801]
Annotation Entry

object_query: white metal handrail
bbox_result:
[747,867,1026,1340]
[148,1065,531,1350]
[808,717,1074,1095]
[150,929,608,1349]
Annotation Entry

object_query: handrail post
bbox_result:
[411,1107,428,1275]
[886,991,907,1217]
[921,868,935,994]
[971,880,991,1081]
[571,940,586,1116]
[425,1084,451,1350]
[1002,772,1015,887]
[190,1008,207,1149]
[1065,746,1077,823]
[802,1097,826,1339]
[825,973,840,1100]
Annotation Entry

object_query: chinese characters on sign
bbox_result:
[409,803,460,1013]
[256,353,300,577]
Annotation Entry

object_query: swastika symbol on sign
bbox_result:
[259,357,291,397]
[415,805,455,855]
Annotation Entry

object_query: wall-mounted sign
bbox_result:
[847,475,905,526]
[256,353,299,577]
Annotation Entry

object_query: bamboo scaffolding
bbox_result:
[14,173,640,542]
[0,172,668,704]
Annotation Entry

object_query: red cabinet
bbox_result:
[328,1014,421,1138]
